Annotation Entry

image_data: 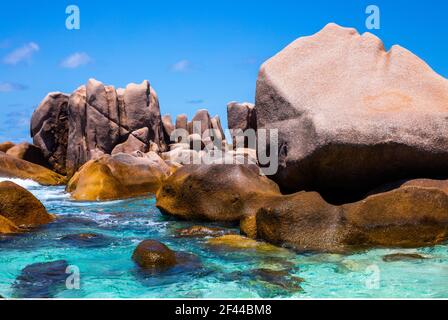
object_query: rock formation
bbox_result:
[227,102,257,149]
[31,79,167,178]
[256,23,448,201]
[0,152,66,186]
[6,142,50,168]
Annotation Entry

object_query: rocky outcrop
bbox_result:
[256,23,448,200]
[30,93,69,175]
[67,153,170,201]
[0,152,66,186]
[255,186,448,253]
[227,102,257,149]
[6,142,50,168]
[0,181,54,229]
[156,164,280,222]
[31,79,167,178]
[0,215,19,234]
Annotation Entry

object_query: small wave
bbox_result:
[0,177,40,188]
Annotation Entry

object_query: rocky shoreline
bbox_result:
[1,23,448,268]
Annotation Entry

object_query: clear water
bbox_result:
[1,178,448,299]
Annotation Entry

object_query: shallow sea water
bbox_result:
[0,178,447,299]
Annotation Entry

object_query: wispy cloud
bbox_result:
[60,52,92,69]
[3,42,39,65]
[171,59,192,73]
[0,82,28,93]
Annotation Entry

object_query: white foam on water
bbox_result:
[0,177,40,189]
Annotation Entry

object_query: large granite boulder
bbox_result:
[0,215,19,234]
[6,142,50,168]
[156,164,280,222]
[256,23,448,200]
[255,186,448,253]
[0,152,66,186]
[30,92,69,175]
[32,79,167,178]
[67,153,170,201]
[0,181,54,228]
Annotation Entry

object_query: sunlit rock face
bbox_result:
[256,23,448,201]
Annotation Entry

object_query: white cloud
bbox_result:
[0,82,28,92]
[60,52,92,69]
[3,42,39,65]
[171,59,191,73]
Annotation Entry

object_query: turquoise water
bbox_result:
[1,178,448,299]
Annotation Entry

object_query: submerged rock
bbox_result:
[60,233,112,248]
[175,226,233,238]
[256,23,448,201]
[382,253,426,263]
[207,235,290,254]
[67,153,169,201]
[0,152,66,186]
[12,260,69,298]
[0,181,54,229]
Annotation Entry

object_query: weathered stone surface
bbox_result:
[175,114,188,131]
[401,179,448,195]
[227,102,257,149]
[31,92,69,175]
[382,253,426,262]
[67,153,169,201]
[132,240,177,271]
[33,79,166,178]
[0,152,66,186]
[156,164,280,222]
[256,186,448,253]
[0,181,54,228]
[0,142,15,153]
[207,235,289,254]
[256,23,448,200]
[162,115,175,143]
[6,142,50,168]
[211,115,225,142]
[175,226,233,238]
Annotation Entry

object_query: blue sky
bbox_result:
[0,0,447,142]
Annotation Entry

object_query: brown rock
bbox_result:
[6,142,50,168]
[31,92,69,175]
[132,240,177,270]
[67,153,169,201]
[156,164,280,222]
[256,186,448,253]
[401,179,448,195]
[0,215,19,234]
[0,181,54,228]
[111,128,150,155]
[0,142,15,153]
[207,235,290,254]
[0,152,66,186]
[256,23,448,201]
[382,253,426,262]
[175,226,233,238]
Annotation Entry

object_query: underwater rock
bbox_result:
[133,240,182,272]
[67,153,169,201]
[0,141,15,153]
[6,142,50,169]
[12,260,69,298]
[256,23,448,200]
[0,152,66,186]
[0,181,54,228]
[256,186,448,253]
[382,253,426,262]
[206,235,290,254]
[60,233,112,248]
[156,164,280,222]
[175,226,234,238]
